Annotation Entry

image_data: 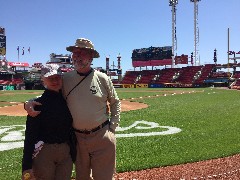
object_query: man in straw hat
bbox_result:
[25,38,121,180]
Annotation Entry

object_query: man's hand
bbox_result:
[22,169,35,180]
[25,101,42,117]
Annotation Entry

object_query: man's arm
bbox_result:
[24,100,42,117]
[107,78,121,132]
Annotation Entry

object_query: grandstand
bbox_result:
[0,61,27,90]
[121,64,235,88]
[0,54,74,90]
[118,46,240,89]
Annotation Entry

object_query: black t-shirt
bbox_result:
[22,89,73,172]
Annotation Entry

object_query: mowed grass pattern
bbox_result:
[0,88,240,178]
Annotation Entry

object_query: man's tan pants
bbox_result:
[75,125,116,180]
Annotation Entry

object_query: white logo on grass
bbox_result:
[116,120,181,138]
[0,125,25,151]
[0,121,182,151]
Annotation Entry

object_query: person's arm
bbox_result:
[106,78,121,132]
[24,100,42,117]
[22,115,40,179]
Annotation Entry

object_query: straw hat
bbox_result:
[66,38,100,58]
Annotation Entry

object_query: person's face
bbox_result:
[42,74,62,92]
[72,49,93,71]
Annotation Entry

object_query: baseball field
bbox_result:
[0,88,240,179]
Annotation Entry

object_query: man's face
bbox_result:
[72,49,93,71]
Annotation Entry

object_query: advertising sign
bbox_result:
[8,62,29,67]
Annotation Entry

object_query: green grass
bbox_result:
[117,88,240,171]
[0,90,43,102]
[116,88,196,99]
[0,117,26,179]
[1,88,240,178]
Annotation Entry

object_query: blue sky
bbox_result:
[1,0,240,74]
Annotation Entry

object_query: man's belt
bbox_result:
[73,120,109,134]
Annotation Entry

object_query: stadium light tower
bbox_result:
[169,0,178,67]
[190,0,200,66]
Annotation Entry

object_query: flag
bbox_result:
[17,46,19,56]
[28,47,30,53]
[22,47,24,55]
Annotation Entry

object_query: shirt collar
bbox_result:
[76,68,93,76]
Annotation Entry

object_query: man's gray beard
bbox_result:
[74,64,86,70]
[74,61,91,70]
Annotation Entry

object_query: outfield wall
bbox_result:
[0,85,16,90]
[114,83,193,88]
[114,84,149,88]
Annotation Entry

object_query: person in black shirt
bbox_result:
[22,64,76,180]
